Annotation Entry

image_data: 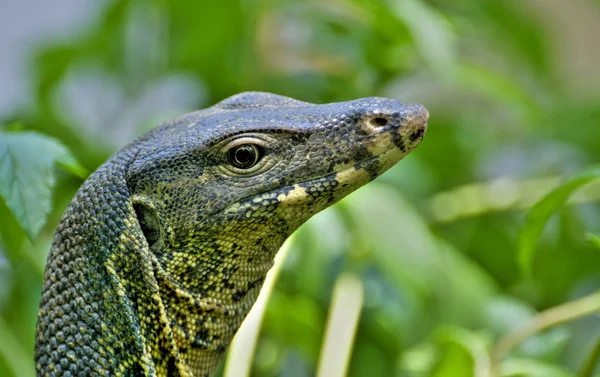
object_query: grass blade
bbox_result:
[518,167,600,275]
[316,273,364,377]
[223,237,294,377]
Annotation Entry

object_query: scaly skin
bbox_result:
[35,92,428,377]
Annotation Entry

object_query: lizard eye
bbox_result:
[219,135,275,177]
[227,144,263,169]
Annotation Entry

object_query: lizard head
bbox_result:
[127,91,428,287]
[124,92,427,365]
[127,92,428,254]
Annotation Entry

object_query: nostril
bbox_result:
[371,117,388,127]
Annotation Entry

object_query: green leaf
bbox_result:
[388,0,457,78]
[518,167,600,275]
[588,233,600,250]
[0,131,87,240]
[458,63,540,123]
[430,327,491,377]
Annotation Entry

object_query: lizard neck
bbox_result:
[36,149,163,376]
[149,227,287,376]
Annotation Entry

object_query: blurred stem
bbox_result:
[222,236,293,377]
[428,175,600,224]
[316,273,364,377]
[588,233,600,249]
[578,336,600,377]
[491,290,600,377]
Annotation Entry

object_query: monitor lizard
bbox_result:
[34,91,429,377]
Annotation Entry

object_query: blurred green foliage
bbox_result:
[1,0,600,376]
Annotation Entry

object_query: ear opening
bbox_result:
[133,202,162,248]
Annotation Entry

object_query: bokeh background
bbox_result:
[1,0,600,376]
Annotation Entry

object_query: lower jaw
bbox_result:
[262,145,407,214]
[333,146,405,188]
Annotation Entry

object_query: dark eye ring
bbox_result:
[228,144,263,169]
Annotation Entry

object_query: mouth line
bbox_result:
[203,145,401,223]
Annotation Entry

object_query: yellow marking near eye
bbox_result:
[331,161,357,173]
[277,185,308,205]
[335,166,371,185]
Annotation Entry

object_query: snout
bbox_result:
[348,98,429,152]
[356,99,428,130]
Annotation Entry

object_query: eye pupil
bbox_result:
[228,144,261,169]
[235,146,254,164]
